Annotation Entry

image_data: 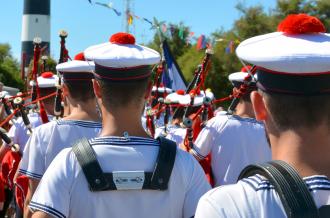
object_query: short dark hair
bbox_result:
[262,91,330,131]
[65,81,95,102]
[239,86,257,103]
[39,87,56,105]
[97,78,149,109]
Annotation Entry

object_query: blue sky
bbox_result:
[0,0,276,60]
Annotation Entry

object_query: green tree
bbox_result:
[147,0,330,108]
[148,22,192,59]
[275,0,330,30]
[0,44,24,90]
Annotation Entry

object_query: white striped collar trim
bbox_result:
[229,115,263,124]
[89,136,159,146]
[56,119,102,128]
[242,174,330,191]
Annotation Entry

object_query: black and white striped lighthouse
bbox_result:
[21,0,50,67]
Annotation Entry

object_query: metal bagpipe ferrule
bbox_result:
[0,128,20,153]
[13,97,32,135]
[0,92,13,117]
[201,96,212,128]
[145,107,155,138]
[182,117,194,150]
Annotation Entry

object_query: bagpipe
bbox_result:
[54,30,69,118]
[145,48,217,140]
[0,30,71,133]
[226,65,257,114]
[144,47,259,186]
[0,38,55,136]
[0,32,70,213]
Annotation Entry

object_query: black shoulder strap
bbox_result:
[148,137,177,190]
[238,160,319,218]
[73,136,177,192]
[72,138,111,191]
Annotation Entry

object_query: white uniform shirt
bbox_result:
[195,174,330,218]
[4,113,52,153]
[19,119,101,180]
[30,136,211,218]
[155,124,186,145]
[192,114,271,186]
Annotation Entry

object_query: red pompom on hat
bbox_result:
[74,52,86,61]
[277,13,326,34]
[241,65,252,72]
[41,72,54,78]
[110,32,136,45]
[176,89,185,95]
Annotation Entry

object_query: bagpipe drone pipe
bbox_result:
[54,30,70,118]
[226,65,257,114]
[145,48,217,186]
[0,37,61,212]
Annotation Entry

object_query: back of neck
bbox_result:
[64,99,100,122]
[235,101,255,118]
[271,125,330,178]
[100,107,149,138]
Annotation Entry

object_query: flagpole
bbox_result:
[124,0,131,33]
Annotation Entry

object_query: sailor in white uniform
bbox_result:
[195,14,330,217]
[0,72,57,158]
[155,89,214,146]
[30,32,210,218]
[20,53,102,218]
[191,67,271,186]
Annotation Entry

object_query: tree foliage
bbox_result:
[148,22,192,59]
[148,0,330,108]
[0,44,24,90]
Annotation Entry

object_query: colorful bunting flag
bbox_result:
[90,1,242,52]
[95,2,121,16]
[225,40,234,54]
[161,23,167,33]
[178,27,184,40]
[143,18,153,26]
[196,35,207,50]
[127,14,133,25]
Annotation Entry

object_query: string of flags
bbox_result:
[88,0,241,53]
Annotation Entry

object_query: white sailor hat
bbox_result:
[84,32,160,81]
[165,89,214,106]
[236,14,330,95]
[152,86,173,94]
[165,89,185,104]
[29,72,58,88]
[56,52,95,81]
[0,91,10,99]
[228,65,257,87]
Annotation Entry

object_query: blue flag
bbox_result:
[161,40,187,91]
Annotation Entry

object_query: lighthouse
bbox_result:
[21,0,50,67]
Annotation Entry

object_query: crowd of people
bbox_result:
[0,13,329,218]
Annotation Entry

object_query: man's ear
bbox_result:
[251,91,267,121]
[93,79,102,99]
[62,84,69,97]
[144,80,153,100]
